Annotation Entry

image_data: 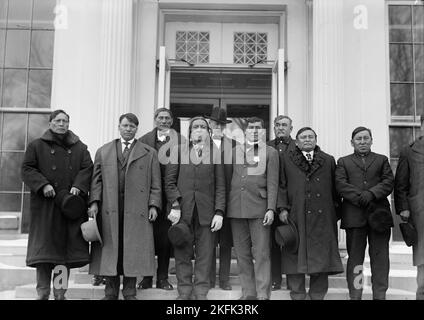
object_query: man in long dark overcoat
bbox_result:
[335,126,394,300]
[268,115,296,291]
[394,121,424,300]
[21,109,93,300]
[278,127,343,300]
[137,108,183,291]
[88,113,162,300]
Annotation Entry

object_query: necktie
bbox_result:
[123,141,130,160]
[306,152,312,163]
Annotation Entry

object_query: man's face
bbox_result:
[155,111,173,131]
[245,121,264,143]
[190,119,209,143]
[118,117,138,141]
[209,120,224,138]
[296,130,317,152]
[351,130,372,155]
[49,113,69,134]
[274,118,292,139]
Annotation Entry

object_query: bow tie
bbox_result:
[305,152,313,162]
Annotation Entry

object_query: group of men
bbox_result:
[21,107,424,300]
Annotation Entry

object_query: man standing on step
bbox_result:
[228,117,279,300]
[88,113,162,300]
[394,116,424,300]
[21,109,93,300]
[268,115,296,291]
[206,106,237,291]
[137,108,183,291]
[335,127,394,300]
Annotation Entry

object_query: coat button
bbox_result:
[54,182,58,187]
[318,209,322,213]
[241,187,245,191]
[316,193,321,197]
[307,194,311,198]
[50,149,55,154]
[67,149,72,154]
[307,210,312,214]
[363,181,368,185]
[242,175,246,178]
[306,178,310,181]
[316,178,320,181]
[52,165,56,170]
[69,166,72,170]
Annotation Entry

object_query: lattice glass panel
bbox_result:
[233,32,268,64]
[175,31,210,64]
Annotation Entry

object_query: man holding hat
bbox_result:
[394,116,424,300]
[88,113,162,300]
[278,127,343,300]
[206,106,237,291]
[335,126,394,300]
[21,109,93,300]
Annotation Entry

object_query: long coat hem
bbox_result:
[27,257,90,269]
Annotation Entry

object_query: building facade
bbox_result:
[0,0,422,243]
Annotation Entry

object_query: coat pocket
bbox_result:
[259,189,267,199]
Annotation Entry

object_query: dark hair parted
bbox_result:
[49,109,70,122]
[119,113,139,126]
[296,127,317,139]
[351,126,372,140]
[154,108,173,120]
[246,117,265,129]
[274,115,292,126]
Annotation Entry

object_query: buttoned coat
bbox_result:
[227,144,279,219]
[88,139,162,277]
[394,136,424,266]
[335,152,394,229]
[164,142,226,227]
[279,146,343,275]
[21,130,93,268]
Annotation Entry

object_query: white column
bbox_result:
[312,0,346,248]
[97,0,133,146]
[312,0,344,159]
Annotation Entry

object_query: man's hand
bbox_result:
[149,207,158,222]
[70,187,80,196]
[358,191,375,208]
[88,202,98,218]
[263,210,274,226]
[43,184,56,198]
[400,210,410,222]
[279,209,289,224]
[211,215,223,232]
[168,208,181,225]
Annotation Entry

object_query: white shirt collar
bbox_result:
[121,138,135,149]
[157,129,170,142]
[302,150,314,160]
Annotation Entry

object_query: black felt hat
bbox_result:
[399,221,417,247]
[275,218,299,254]
[367,203,394,233]
[54,189,86,220]
[168,222,192,248]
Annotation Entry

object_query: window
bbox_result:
[175,31,210,64]
[233,32,268,65]
[0,0,55,232]
[388,4,424,173]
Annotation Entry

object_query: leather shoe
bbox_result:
[137,277,153,289]
[219,281,232,290]
[272,282,281,291]
[92,275,106,286]
[156,279,174,290]
[36,294,49,300]
[257,297,269,300]
[124,296,138,300]
[194,295,208,300]
[101,296,118,300]
[176,294,191,300]
[238,295,257,300]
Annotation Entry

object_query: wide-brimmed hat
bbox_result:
[54,189,86,220]
[80,212,103,246]
[275,218,299,254]
[205,106,232,124]
[168,222,192,248]
[399,221,417,247]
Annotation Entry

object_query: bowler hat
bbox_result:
[367,203,394,233]
[54,189,86,220]
[168,222,192,248]
[399,221,417,247]
[80,212,103,245]
[205,106,232,124]
[275,218,299,254]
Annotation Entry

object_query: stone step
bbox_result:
[0,264,36,291]
[12,282,416,300]
[0,238,28,255]
[0,215,19,230]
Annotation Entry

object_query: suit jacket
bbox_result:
[164,142,226,227]
[267,136,296,155]
[335,152,394,229]
[227,143,279,219]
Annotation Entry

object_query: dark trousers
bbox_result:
[287,273,328,300]
[104,276,137,299]
[36,263,70,299]
[346,226,390,300]
[231,218,271,299]
[210,245,231,286]
[271,221,283,286]
[417,264,424,300]
[174,207,215,298]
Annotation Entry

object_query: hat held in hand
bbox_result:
[54,189,86,220]
[168,222,192,248]
[275,218,299,254]
[399,221,417,247]
[81,211,103,246]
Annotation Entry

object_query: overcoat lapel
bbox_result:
[126,140,148,174]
